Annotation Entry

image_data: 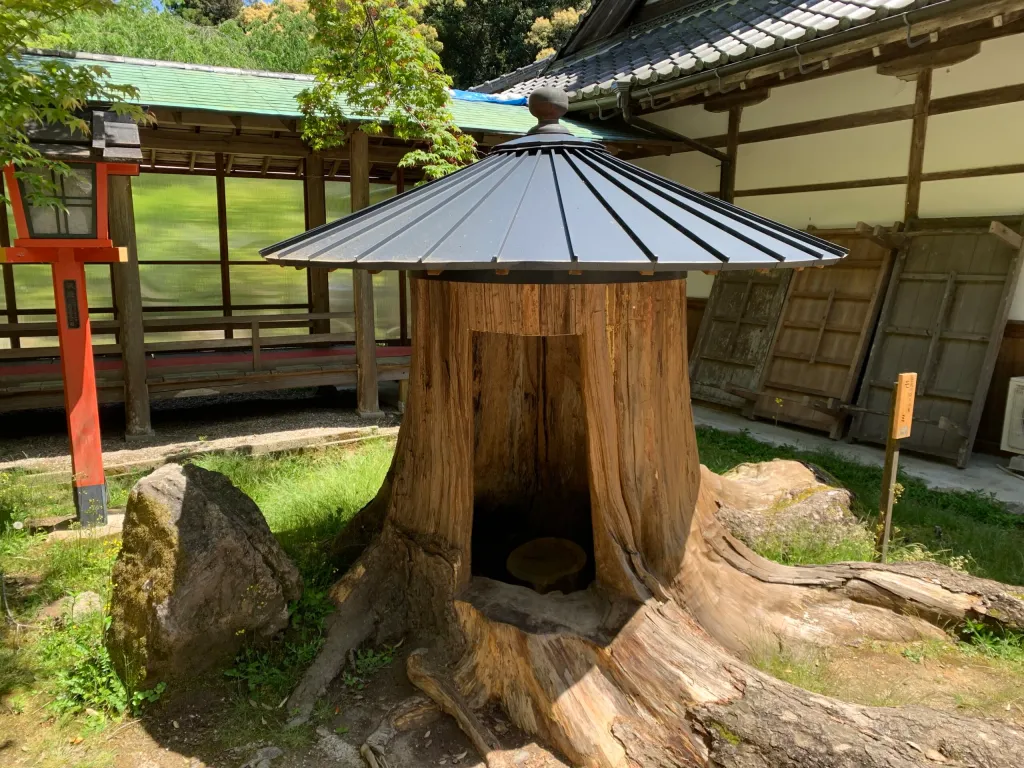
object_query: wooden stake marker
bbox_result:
[879,371,916,562]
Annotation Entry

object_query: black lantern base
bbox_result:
[73,482,108,527]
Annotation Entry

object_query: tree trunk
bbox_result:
[293,277,1024,765]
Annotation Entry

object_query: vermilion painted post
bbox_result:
[52,249,107,525]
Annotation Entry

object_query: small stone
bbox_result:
[314,727,363,768]
[493,722,507,734]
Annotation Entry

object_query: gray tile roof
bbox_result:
[472,0,948,101]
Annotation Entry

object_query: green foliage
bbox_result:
[301,0,476,180]
[342,643,397,690]
[750,521,876,568]
[36,0,319,74]
[525,4,589,61]
[167,0,243,26]
[960,618,1024,664]
[696,427,1024,585]
[1,0,143,204]
[37,611,165,716]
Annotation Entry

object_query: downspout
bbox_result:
[615,83,729,163]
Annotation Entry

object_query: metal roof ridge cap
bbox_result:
[20,48,317,82]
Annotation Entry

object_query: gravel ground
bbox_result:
[0,384,403,473]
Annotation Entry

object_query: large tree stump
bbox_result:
[289,277,1024,765]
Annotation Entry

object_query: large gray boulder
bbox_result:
[107,463,302,685]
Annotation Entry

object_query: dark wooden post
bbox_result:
[720,106,742,203]
[108,175,153,438]
[904,69,932,223]
[215,152,233,338]
[397,168,409,345]
[350,129,381,416]
[304,152,331,335]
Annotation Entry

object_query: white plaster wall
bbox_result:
[740,67,915,129]
[931,35,1024,98]
[638,33,1024,312]
[737,121,912,188]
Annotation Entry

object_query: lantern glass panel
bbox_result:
[18,164,96,239]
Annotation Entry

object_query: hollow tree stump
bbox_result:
[288,276,1024,767]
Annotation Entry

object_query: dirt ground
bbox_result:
[0,644,569,768]
[0,386,403,474]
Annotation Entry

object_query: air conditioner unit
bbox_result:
[1000,376,1024,473]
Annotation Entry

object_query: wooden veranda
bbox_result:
[0,54,675,434]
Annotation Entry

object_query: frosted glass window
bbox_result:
[140,264,222,308]
[226,178,304,261]
[328,271,403,341]
[11,264,54,309]
[229,264,308,308]
[326,182,395,221]
[134,175,220,262]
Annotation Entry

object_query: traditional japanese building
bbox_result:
[473,0,1024,464]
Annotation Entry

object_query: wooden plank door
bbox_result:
[689,269,792,409]
[849,219,1023,467]
[752,230,895,437]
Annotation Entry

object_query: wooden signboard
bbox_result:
[751,228,896,437]
[892,371,917,439]
[689,269,792,409]
[849,217,1024,467]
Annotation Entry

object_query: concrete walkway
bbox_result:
[694,405,1024,507]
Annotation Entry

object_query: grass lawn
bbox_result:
[1,428,1022,763]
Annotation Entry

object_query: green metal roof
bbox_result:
[22,52,651,143]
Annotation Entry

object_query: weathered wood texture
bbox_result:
[303,152,330,335]
[753,230,895,437]
[108,176,153,437]
[350,130,380,416]
[977,319,1024,453]
[850,219,1024,466]
[292,276,1024,767]
[904,68,932,222]
[689,269,791,409]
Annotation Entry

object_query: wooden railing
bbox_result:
[0,311,356,366]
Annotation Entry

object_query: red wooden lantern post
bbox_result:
[1,112,142,526]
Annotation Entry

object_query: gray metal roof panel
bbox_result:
[260,131,846,274]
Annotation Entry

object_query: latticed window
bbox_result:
[18,165,96,239]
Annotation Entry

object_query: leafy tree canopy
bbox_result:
[301,0,476,180]
[166,0,243,26]
[2,0,143,204]
[423,0,587,88]
[36,0,319,74]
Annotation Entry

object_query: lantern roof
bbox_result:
[25,110,143,164]
[261,89,846,277]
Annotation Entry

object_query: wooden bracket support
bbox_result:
[855,221,902,250]
[989,220,1024,250]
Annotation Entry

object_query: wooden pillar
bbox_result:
[396,168,409,345]
[351,129,381,416]
[108,175,153,438]
[1,175,20,348]
[904,68,932,223]
[304,152,331,334]
[720,106,742,203]
[215,153,233,338]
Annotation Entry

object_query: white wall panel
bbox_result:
[641,104,728,139]
[919,175,1024,218]
[924,102,1024,172]
[931,34,1024,98]
[741,67,915,129]
[737,122,912,189]
[636,151,721,193]
[739,186,906,229]
[686,271,715,299]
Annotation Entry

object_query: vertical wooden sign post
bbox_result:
[879,371,916,562]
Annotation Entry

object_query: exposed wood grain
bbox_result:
[905,68,933,222]
[350,130,381,416]
[108,175,153,437]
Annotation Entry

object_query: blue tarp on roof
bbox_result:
[449,89,527,106]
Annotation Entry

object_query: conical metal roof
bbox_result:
[261,91,845,277]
